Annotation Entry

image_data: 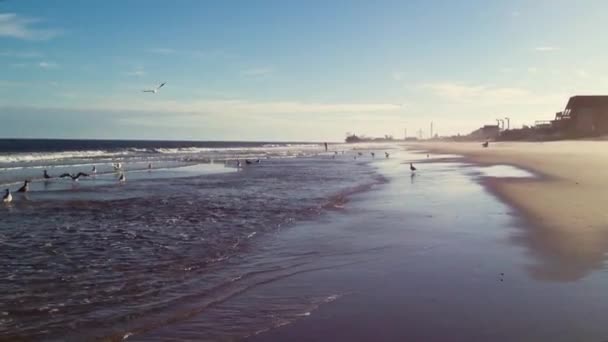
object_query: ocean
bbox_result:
[0,139,387,340]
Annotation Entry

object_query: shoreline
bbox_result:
[408,141,608,281]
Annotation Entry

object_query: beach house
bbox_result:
[553,96,608,136]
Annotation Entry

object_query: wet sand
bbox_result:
[411,141,608,281]
[239,148,608,341]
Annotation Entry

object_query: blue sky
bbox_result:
[1,0,608,141]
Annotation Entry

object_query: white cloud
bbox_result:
[0,13,60,40]
[148,48,176,55]
[575,69,589,78]
[241,67,274,77]
[41,98,402,116]
[125,69,147,77]
[534,46,559,52]
[0,50,42,58]
[391,71,405,81]
[38,61,58,69]
[421,82,532,105]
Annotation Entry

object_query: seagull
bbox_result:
[113,163,122,171]
[371,152,375,158]
[2,189,12,203]
[91,166,97,174]
[119,173,126,183]
[245,159,253,165]
[142,82,166,94]
[410,163,417,172]
[482,141,489,148]
[148,163,153,170]
[17,180,30,192]
[255,159,261,164]
[43,170,52,179]
[385,152,390,158]
[59,172,90,181]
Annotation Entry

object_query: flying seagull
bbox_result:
[59,172,90,181]
[142,82,166,94]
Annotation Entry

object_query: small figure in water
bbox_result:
[324,142,328,152]
[17,180,30,192]
[2,189,12,203]
[371,152,375,158]
[385,152,390,158]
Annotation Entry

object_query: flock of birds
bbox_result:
[2,149,421,204]
[2,162,143,204]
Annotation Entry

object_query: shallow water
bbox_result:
[0,143,388,340]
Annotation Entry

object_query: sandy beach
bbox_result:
[412,141,608,281]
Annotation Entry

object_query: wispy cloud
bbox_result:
[148,48,176,55]
[534,46,559,52]
[125,68,147,77]
[40,98,402,116]
[391,71,405,81]
[420,81,567,109]
[241,67,274,77]
[0,50,42,58]
[38,61,58,69]
[575,69,589,78]
[147,48,237,60]
[421,82,531,104]
[0,12,61,40]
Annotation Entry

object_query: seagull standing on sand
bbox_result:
[2,189,12,203]
[17,180,30,192]
[410,163,417,172]
[142,82,166,94]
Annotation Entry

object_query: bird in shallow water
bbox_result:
[59,172,90,181]
[43,170,52,179]
[17,180,30,192]
[410,163,417,172]
[245,159,253,165]
[371,152,375,158]
[482,141,489,148]
[119,173,126,183]
[91,166,97,174]
[385,152,390,158]
[2,189,12,203]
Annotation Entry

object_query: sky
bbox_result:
[1,0,608,141]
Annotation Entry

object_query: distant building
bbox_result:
[469,125,500,140]
[553,96,608,136]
